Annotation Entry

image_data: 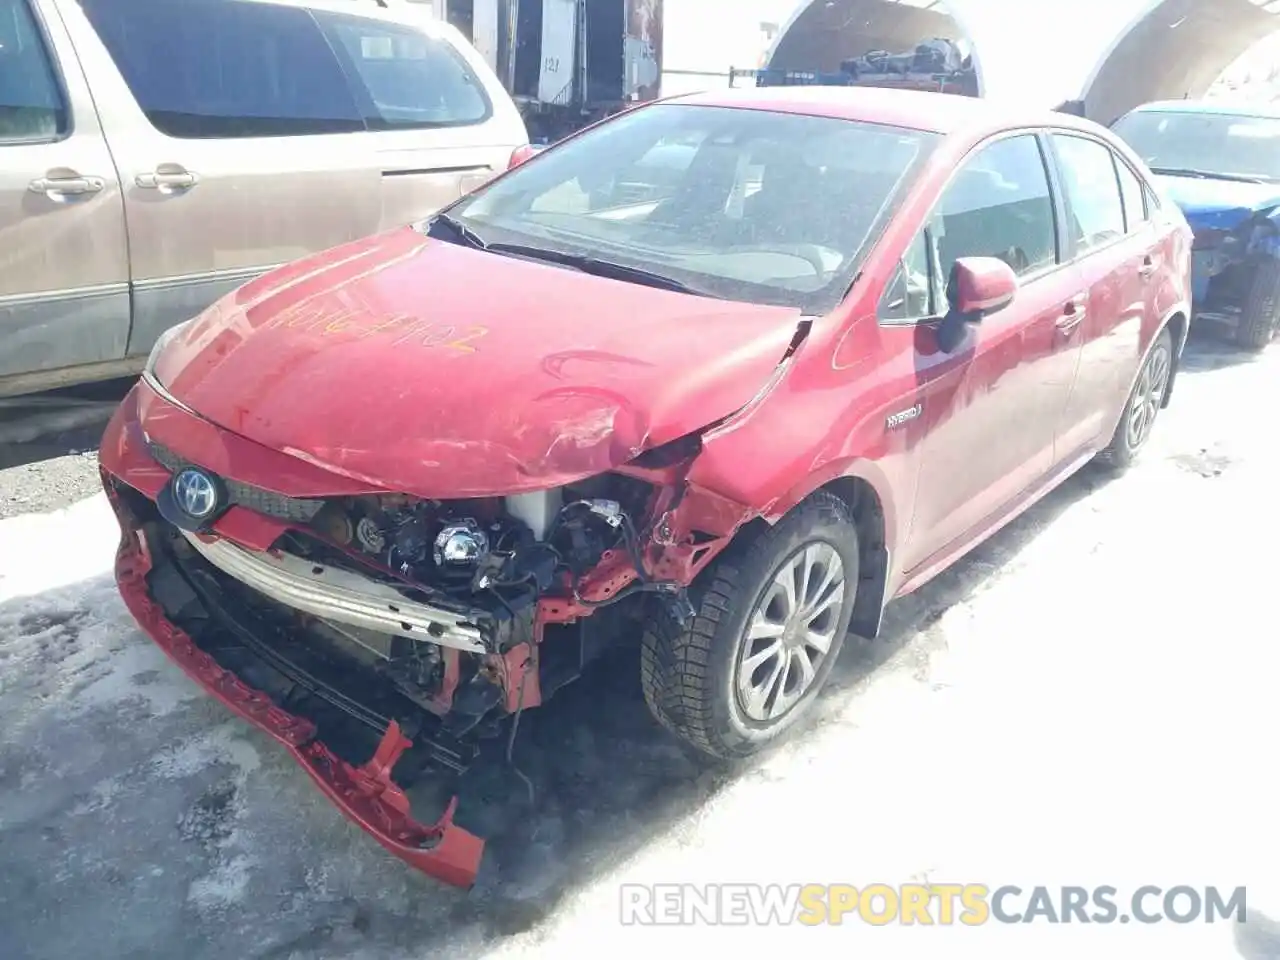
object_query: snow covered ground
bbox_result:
[1,334,1278,960]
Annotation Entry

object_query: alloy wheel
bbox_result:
[735,541,846,723]
[1126,340,1171,451]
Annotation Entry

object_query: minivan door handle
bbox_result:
[1138,255,1159,279]
[29,174,105,197]
[135,167,199,191]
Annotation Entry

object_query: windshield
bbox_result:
[439,103,939,312]
[1112,110,1280,183]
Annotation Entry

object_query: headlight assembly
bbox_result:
[142,318,195,385]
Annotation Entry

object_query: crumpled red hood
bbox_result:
[152,228,803,497]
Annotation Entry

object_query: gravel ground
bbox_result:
[0,379,133,519]
[0,335,1277,960]
[0,449,104,519]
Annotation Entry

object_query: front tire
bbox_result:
[1237,259,1280,351]
[639,492,859,761]
[1097,326,1173,472]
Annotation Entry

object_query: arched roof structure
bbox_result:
[766,0,1280,124]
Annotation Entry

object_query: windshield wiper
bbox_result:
[1149,166,1267,185]
[427,212,491,249]
[424,220,703,294]
[484,242,702,295]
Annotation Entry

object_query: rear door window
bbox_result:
[315,12,491,129]
[0,0,67,141]
[1051,133,1127,252]
[78,0,365,138]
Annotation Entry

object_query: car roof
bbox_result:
[1122,99,1280,120]
[662,85,1108,140]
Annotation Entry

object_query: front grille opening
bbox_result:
[147,441,326,522]
[139,521,477,784]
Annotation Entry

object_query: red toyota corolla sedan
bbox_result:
[98,86,1192,887]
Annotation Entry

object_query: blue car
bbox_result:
[1112,100,1280,351]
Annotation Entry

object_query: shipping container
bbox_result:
[399,0,664,140]
[506,0,666,139]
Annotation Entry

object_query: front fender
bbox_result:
[764,455,901,543]
[765,457,903,638]
[686,366,912,562]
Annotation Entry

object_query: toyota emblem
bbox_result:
[172,467,220,520]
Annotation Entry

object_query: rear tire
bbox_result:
[1097,326,1173,473]
[639,492,859,762]
[1237,259,1280,351]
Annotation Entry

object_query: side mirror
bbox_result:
[950,256,1018,320]
[508,144,544,169]
[934,256,1018,353]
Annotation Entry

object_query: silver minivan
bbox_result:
[0,0,529,397]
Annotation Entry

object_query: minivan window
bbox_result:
[316,12,490,129]
[931,134,1058,285]
[442,103,939,313]
[79,0,365,138]
[1052,134,1125,252]
[0,0,66,142]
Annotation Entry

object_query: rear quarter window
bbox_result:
[1114,157,1148,232]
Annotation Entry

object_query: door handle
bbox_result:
[1138,255,1158,279]
[28,175,105,197]
[135,170,199,190]
[1056,297,1087,335]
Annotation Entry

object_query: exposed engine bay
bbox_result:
[279,477,691,720]
[309,485,637,613]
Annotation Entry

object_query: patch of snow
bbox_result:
[188,853,256,912]
[151,725,262,782]
[0,492,119,600]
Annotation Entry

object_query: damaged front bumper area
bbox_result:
[97,383,751,885]
[106,480,485,886]
[1190,215,1280,325]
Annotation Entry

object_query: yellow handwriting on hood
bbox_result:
[263,304,488,353]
